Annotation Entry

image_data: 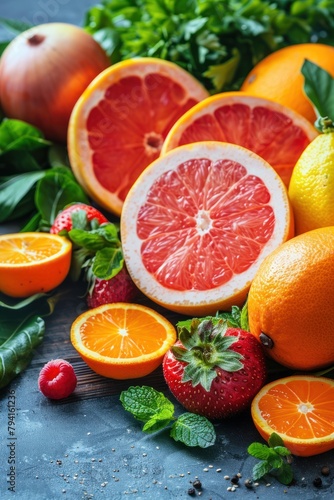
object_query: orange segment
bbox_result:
[70,303,177,379]
[0,233,72,298]
[161,92,317,186]
[68,57,209,216]
[121,141,294,316]
[251,375,334,457]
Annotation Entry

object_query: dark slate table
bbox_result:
[0,1,333,498]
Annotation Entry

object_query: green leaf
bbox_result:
[276,461,294,485]
[0,17,33,35]
[0,171,45,222]
[170,412,216,448]
[35,168,89,224]
[301,59,334,122]
[252,460,271,481]
[120,386,175,423]
[248,442,270,460]
[268,432,285,448]
[142,407,175,433]
[92,247,124,279]
[0,118,50,152]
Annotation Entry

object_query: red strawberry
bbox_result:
[87,267,138,308]
[163,318,267,420]
[38,359,77,399]
[50,203,108,234]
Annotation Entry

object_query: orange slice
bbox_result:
[67,57,209,216]
[120,141,294,316]
[161,92,318,186]
[0,232,72,297]
[70,303,177,379]
[251,375,334,457]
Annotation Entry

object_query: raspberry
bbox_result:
[87,267,138,308]
[38,359,77,399]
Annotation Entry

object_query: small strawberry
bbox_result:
[87,267,138,308]
[50,203,108,234]
[38,359,77,400]
[163,318,267,420]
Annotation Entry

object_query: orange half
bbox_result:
[161,92,318,186]
[70,303,177,379]
[0,232,72,297]
[251,375,334,457]
[68,57,209,216]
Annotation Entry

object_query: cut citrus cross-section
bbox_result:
[121,141,294,316]
[70,303,177,379]
[68,57,209,216]
[251,375,334,457]
[0,232,72,297]
[161,92,318,186]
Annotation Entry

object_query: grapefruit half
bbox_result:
[121,141,294,316]
[67,57,209,216]
[161,92,318,186]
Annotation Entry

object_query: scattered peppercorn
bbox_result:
[321,466,330,476]
[313,477,322,488]
[188,487,196,496]
[231,475,239,485]
[193,479,202,490]
[244,479,253,489]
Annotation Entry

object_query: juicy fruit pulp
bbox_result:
[251,375,334,457]
[248,226,334,371]
[68,57,209,216]
[161,92,317,186]
[0,232,72,297]
[121,141,293,316]
[70,303,177,379]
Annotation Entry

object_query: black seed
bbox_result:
[231,475,239,485]
[244,478,253,489]
[313,477,322,488]
[193,479,202,490]
[188,487,196,496]
[321,466,330,476]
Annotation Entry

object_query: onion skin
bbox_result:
[0,23,110,142]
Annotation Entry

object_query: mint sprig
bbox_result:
[248,432,293,485]
[120,386,216,448]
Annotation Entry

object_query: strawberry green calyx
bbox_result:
[172,319,244,392]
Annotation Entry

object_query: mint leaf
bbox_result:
[248,442,270,460]
[142,407,175,434]
[120,386,217,448]
[248,433,293,485]
[252,460,271,481]
[92,247,123,279]
[170,413,216,448]
[301,59,334,122]
[120,386,174,423]
[268,432,284,448]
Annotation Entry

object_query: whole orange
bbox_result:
[248,227,334,371]
[241,43,334,123]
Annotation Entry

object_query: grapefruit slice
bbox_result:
[67,57,209,216]
[121,141,294,316]
[161,92,318,186]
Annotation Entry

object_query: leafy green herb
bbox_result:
[301,59,334,131]
[84,0,334,93]
[0,291,62,388]
[120,386,216,448]
[248,432,294,485]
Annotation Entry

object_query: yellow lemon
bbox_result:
[288,131,334,234]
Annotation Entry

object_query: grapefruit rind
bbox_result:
[121,141,293,316]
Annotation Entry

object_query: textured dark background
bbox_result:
[0,2,334,499]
